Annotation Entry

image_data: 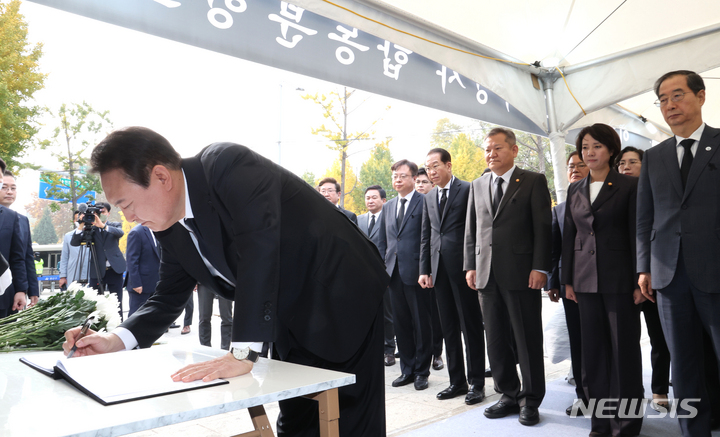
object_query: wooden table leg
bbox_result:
[305,388,340,437]
[232,405,275,437]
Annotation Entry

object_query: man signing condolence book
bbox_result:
[62,127,390,437]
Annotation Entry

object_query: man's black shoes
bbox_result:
[392,374,414,387]
[483,400,520,419]
[519,406,540,426]
[384,353,396,366]
[465,386,485,405]
[436,384,468,400]
[432,356,444,371]
[414,375,428,390]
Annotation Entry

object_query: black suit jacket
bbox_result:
[122,143,389,363]
[420,177,470,279]
[340,207,358,225]
[377,191,424,285]
[562,170,638,294]
[125,225,160,295]
[0,206,28,310]
[464,167,552,290]
[18,214,39,297]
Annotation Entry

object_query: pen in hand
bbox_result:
[67,316,95,358]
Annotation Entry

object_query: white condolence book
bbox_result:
[20,346,228,405]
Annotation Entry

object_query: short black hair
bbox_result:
[417,167,428,177]
[654,70,705,97]
[3,170,13,177]
[616,146,644,168]
[486,127,517,146]
[0,157,6,174]
[575,124,621,163]
[427,148,451,163]
[91,127,182,188]
[96,201,112,213]
[318,177,341,193]
[567,151,581,164]
[365,185,386,199]
[391,159,418,176]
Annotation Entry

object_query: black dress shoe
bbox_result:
[566,399,585,416]
[432,355,444,371]
[169,323,180,329]
[519,406,539,426]
[436,384,468,400]
[384,353,396,366]
[484,400,519,419]
[484,367,492,378]
[392,374,414,387]
[414,375,428,390]
[465,385,486,405]
[394,351,400,358]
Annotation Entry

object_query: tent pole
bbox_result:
[541,76,569,203]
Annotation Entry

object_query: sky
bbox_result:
[12,1,474,218]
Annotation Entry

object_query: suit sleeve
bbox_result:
[59,234,69,278]
[561,186,578,286]
[548,206,562,290]
[376,206,387,262]
[636,153,653,273]
[419,196,431,276]
[463,181,477,271]
[8,214,27,293]
[23,218,38,297]
[627,178,639,286]
[125,230,142,290]
[530,174,552,273]
[103,222,124,238]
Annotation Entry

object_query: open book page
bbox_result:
[55,347,226,404]
[19,351,65,377]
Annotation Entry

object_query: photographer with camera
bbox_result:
[70,202,126,320]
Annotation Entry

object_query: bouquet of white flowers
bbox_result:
[0,282,121,352]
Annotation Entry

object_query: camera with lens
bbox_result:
[78,203,102,230]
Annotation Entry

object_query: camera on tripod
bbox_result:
[78,203,102,230]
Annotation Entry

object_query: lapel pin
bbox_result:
[706,146,712,151]
[515,179,519,182]
[608,182,612,186]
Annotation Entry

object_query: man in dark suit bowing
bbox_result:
[357,185,396,366]
[637,70,720,437]
[464,127,552,426]
[62,126,389,437]
[125,224,161,317]
[377,160,432,391]
[419,148,486,405]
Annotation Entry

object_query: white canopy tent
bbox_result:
[289,0,720,201]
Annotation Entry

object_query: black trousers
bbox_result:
[382,287,396,355]
[577,292,643,437]
[561,293,586,402]
[197,284,233,350]
[641,299,671,395]
[275,305,386,437]
[389,268,433,377]
[434,258,485,387]
[429,288,444,358]
[478,270,545,407]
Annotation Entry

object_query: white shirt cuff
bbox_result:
[113,327,138,350]
[230,342,264,352]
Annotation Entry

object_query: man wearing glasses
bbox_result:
[638,70,720,436]
[0,168,30,318]
[318,177,358,225]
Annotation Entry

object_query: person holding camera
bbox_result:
[70,202,126,320]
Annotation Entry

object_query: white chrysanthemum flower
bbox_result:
[67,282,121,330]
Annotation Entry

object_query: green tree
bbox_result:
[353,138,396,209]
[430,118,463,150]
[38,102,112,211]
[447,133,486,182]
[0,0,46,169]
[302,87,389,208]
[33,206,58,244]
[301,170,316,186]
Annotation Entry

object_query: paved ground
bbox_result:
[99,290,592,437]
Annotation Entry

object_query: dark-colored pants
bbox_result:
[577,292,644,437]
[382,287,396,355]
[657,254,720,437]
[562,293,586,402]
[389,268,432,378]
[276,305,385,437]
[641,299,671,395]
[429,288,443,358]
[197,284,233,350]
[478,270,545,407]
[128,290,152,318]
[434,259,485,387]
[91,268,124,321]
[183,293,194,327]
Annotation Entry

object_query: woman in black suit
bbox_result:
[562,124,646,437]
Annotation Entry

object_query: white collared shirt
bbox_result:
[396,190,415,218]
[436,176,455,204]
[490,165,516,203]
[675,123,705,166]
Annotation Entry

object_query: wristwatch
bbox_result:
[231,347,260,363]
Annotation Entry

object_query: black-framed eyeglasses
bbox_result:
[655,91,691,107]
[567,164,587,170]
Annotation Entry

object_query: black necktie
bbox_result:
[680,139,694,189]
[368,214,376,234]
[397,198,407,229]
[439,188,447,219]
[492,177,504,216]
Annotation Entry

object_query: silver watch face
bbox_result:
[232,347,249,360]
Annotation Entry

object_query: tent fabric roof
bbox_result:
[294,0,720,141]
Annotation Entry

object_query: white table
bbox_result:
[0,346,355,437]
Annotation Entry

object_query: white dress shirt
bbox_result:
[675,123,705,166]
